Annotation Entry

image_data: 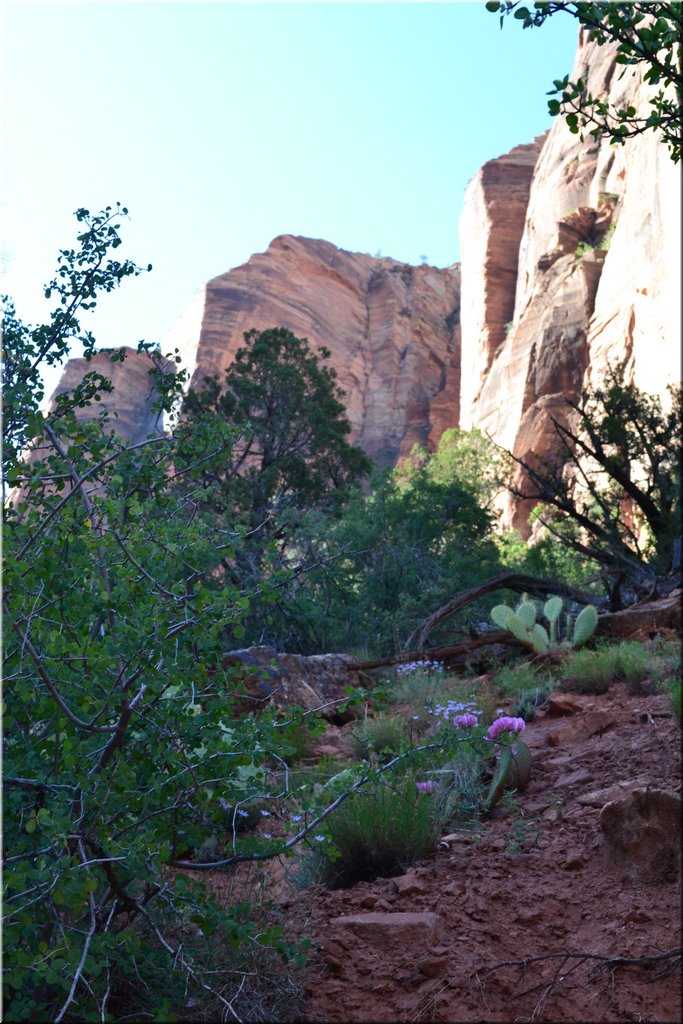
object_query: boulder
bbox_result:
[600,788,681,881]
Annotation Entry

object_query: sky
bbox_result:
[1,0,579,399]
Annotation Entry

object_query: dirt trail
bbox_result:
[291,683,681,1023]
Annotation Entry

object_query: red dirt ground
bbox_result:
[287,683,681,1024]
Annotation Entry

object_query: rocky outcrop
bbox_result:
[49,348,167,445]
[219,645,366,721]
[459,29,681,533]
[171,236,461,466]
[47,33,678,527]
[459,136,547,422]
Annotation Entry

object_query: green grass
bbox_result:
[561,641,652,694]
[315,779,439,887]
[349,712,408,762]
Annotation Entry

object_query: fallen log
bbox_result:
[348,630,523,672]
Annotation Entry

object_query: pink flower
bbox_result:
[486,716,526,742]
[453,713,477,728]
[416,780,439,794]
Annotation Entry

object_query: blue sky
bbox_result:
[1,0,579,395]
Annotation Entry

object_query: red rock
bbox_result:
[546,709,612,747]
[545,692,590,717]
[171,235,461,467]
[48,348,171,445]
[391,870,427,896]
[600,788,681,880]
[459,32,680,534]
[330,911,445,950]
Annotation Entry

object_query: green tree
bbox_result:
[504,367,682,599]
[182,327,371,530]
[397,427,510,512]
[179,328,371,648]
[291,462,501,657]
[1,210,334,1021]
[487,2,683,162]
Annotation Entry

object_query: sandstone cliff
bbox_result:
[48,348,167,445]
[169,236,461,466]
[46,31,679,530]
[459,29,681,532]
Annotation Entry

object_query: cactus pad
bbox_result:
[573,604,598,647]
[491,605,513,630]
[516,600,537,629]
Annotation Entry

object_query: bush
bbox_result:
[349,713,408,762]
[389,659,448,707]
[560,641,652,694]
[316,780,439,887]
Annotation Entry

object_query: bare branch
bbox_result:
[54,840,98,1023]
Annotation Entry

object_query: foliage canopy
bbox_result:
[487,1,683,162]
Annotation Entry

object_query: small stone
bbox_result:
[563,848,586,870]
[418,956,448,977]
[392,871,427,896]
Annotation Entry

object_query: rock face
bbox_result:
[459,29,681,532]
[171,236,461,466]
[49,348,167,445]
[48,32,679,526]
[458,135,547,422]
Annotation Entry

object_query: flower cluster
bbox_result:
[427,699,482,726]
[486,716,526,742]
[415,780,439,794]
[396,659,444,676]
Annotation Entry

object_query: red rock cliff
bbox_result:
[459,30,681,533]
[169,236,461,466]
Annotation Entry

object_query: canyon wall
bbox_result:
[459,29,681,532]
[48,348,168,445]
[46,31,679,530]
[168,236,461,466]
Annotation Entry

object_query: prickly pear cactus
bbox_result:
[516,598,537,630]
[491,605,513,630]
[572,604,598,647]
[490,594,599,654]
[508,739,532,791]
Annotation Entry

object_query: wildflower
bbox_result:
[412,714,420,720]
[235,808,249,818]
[416,780,439,794]
[487,716,526,742]
[291,814,302,823]
[453,713,477,728]
[263,833,273,839]
[313,835,326,842]
[260,809,270,817]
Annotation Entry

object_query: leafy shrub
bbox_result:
[389,659,448,706]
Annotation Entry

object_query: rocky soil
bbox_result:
[285,682,682,1024]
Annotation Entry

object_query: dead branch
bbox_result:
[348,629,521,672]
[469,947,682,1023]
